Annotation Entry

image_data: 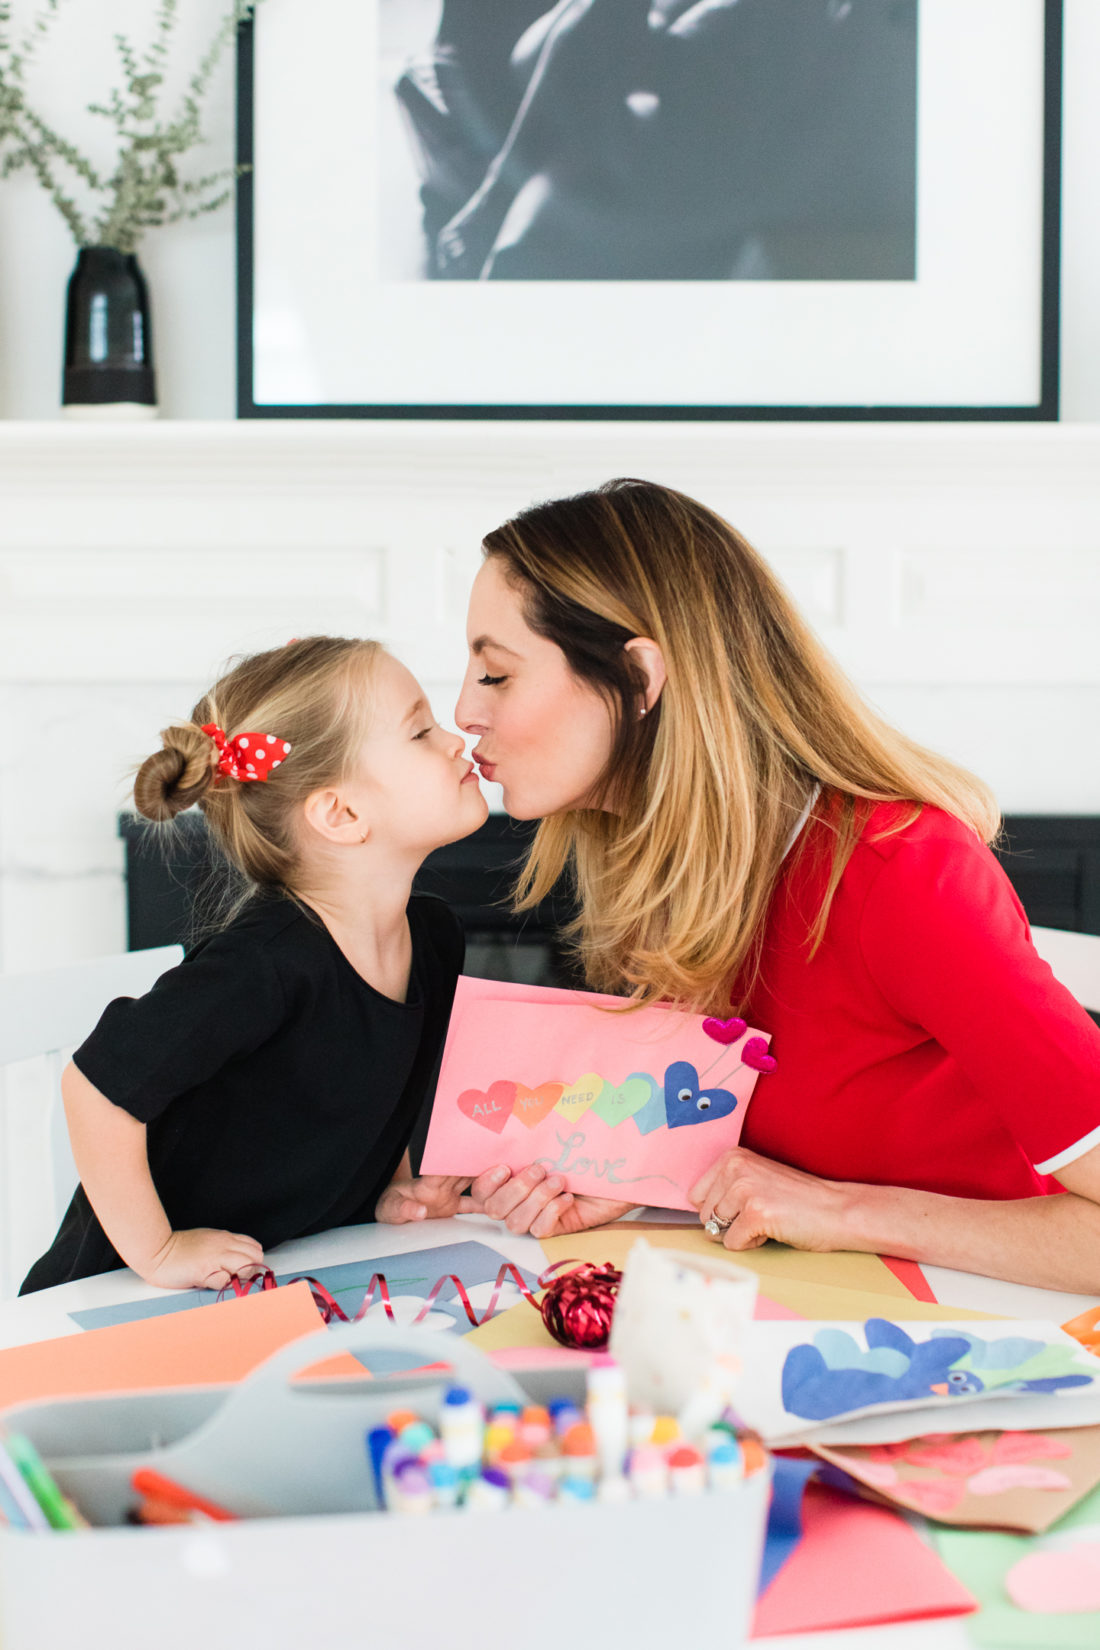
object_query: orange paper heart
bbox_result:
[512,1082,564,1129]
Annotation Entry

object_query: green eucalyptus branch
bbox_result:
[0,0,261,253]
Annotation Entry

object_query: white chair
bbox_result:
[1030,926,1100,1014]
[0,946,182,1298]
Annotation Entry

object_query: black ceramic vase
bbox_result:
[62,246,157,416]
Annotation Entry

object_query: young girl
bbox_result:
[21,636,500,1295]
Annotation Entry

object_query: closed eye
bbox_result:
[413,725,435,740]
[478,674,507,687]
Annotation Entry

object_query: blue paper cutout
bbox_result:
[757,1456,818,1596]
[780,1317,1097,1421]
[628,1071,667,1135]
[663,1060,738,1129]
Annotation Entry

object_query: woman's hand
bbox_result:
[467,1161,634,1239]
[689,1147,854,1253]
[375,1173,477,1224]
[140,1228,265,1291]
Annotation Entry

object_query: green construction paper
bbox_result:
[933,1481,1100,1648]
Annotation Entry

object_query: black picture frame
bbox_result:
[236,0,1062,423]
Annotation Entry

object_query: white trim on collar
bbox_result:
[783,783,822,861]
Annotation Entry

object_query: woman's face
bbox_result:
[455,558,616,820]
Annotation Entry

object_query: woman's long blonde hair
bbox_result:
[484,479,1000,1016]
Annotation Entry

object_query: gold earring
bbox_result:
[360,831,368,843]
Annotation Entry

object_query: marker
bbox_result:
[558,1474,596,1504]
[389,1461,433,1516]
[130,1467,236,1524]
[561,1422,598,1482]
[650,1416,681,1450]
[133,1495,210,1527]
[490,1402,522,1424]
[514,1469,557,1509]
[379,1442,419,1510]
[740,1435,768,1477]
[420,1439,446,1468]
[707,1440,744,1491]
[464,1467,511,1512]
[8,1433,84,1531]
[386,1409,420,1435]
[533,1438,564,1480]
[497,1439,533,1482]
[548,1399,583,1436]
[519,1406,552,1448]
[627,1446,668,1500]
[587,1355,628,1479]
[440,1386,483,1474]
[0,1438,49,1530]
[366,1426,395,1504]
[398,1420,436,1456]
[483,1422,515,1461]
[427,1460,462,1510]
[668,1445,706,1496]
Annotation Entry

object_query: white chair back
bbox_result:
[1030,926,1100,1014]
[0,946,182,1298]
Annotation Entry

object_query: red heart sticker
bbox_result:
[457,1081,516,1133]
[702,1016,748,1045]
[742,1036,777,1074]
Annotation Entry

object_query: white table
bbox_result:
[1,1214,1096,1650]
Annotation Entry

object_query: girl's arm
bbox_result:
[688,1142,1100,1295]
[62,1062,264,1289]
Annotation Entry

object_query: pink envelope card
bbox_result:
[420,976,770,1209]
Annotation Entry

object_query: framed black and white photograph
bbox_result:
[237,0,1061,420]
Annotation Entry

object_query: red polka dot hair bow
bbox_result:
[201,724,292,783]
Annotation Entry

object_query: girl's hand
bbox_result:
[375,1174,476,1224]
[465,1161,634,1239]
[141,1228,265,1291]
[689,1147,854,1253]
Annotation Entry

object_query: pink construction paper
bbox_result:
[1004,1543,1100,1613]
[422,977,767,1209]
[755,1296,807,1321]
[752,1483,978,1637]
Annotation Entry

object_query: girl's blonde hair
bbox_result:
[133,636,383,895]
[484,479,1000,1016]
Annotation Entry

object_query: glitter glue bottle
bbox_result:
[440,1386,483,1474]
[586,1354,628,1479]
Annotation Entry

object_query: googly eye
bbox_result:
[677,1088,693,1103]
[697,1096,711,1111]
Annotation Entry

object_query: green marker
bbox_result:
[5,1432,82,1531]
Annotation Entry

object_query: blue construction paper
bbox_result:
[757,1456,818,1596]
[69,1240,538,1354]
[663,1060,738,1130]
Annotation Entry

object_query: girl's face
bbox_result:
[353,654,488,854]
[455,557,616,820]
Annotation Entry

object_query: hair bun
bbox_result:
[133,728,215,822]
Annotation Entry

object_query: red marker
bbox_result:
[130,1468,237,1522]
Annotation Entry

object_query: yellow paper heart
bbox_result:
[554,1072,604,1123]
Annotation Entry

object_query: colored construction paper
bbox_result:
[68,1242,539,1376]
[752,1482,978,1636]
[0,1283,341,1412]
[880,1255,939,1302]
[420,976,769,1209]
[812,1425,1100,1533]
[933,1481,1100,1647]
[733,1319,1100,1446]
[1004,1540,1100,1613]
[757,1455,818,1593]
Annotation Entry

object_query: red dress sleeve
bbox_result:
[858,833,1100,1177]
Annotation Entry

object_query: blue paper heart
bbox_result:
[628,1071,667,1135]
[663,1060,738,1129]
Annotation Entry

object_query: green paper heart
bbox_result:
[591,1074,652,1128]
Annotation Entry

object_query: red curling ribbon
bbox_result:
[218,1261,541,1329]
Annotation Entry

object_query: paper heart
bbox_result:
[628,1072,667,1136]
[991,1431,1072,1466]
[457,1081,516,1133]
[852,1460,900,1489]
[741,1037,777,1074]
[663,1060,738,1130]
[511,1082,563,1129]
[895,1478,967,1516]
[555,1073,604,1123]
[702,1016,748,1045]
[591,1074,652,1128]
[1005,1543,1100,1614]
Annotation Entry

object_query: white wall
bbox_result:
[0,0,1098,419]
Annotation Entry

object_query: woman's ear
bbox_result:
[302,787,368,847]
[624,636,667,713]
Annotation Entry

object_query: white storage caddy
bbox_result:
[0,1322,770,1650]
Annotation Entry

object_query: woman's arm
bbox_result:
[689,1142,1100,1296]
[62,1062,264,1290]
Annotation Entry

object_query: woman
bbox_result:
[453,479,1100,1293]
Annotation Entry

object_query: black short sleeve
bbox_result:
[73,926,286,1124]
